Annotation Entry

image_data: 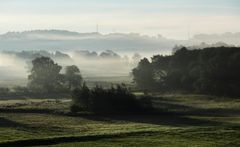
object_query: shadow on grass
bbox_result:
[73,94,240,127]
[0,109,222,128]
[71,97,238,127]
[1,95,239,128]
[0,117,28,129]
[77,112,220,127]
[154,100,240,116]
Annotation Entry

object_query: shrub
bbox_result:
[71,84,152,113]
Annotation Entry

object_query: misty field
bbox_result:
[0,95,239,146]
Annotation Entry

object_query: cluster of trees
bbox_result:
[4,50,72,61]
[71,84,152,113]
[133,47,240,96]
[27,57,83,94]
[4,49,142,65]
[0,56,83,98]
[74,50,121,59]
[73,50,142,64]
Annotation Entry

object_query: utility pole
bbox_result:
[96,24,99,33]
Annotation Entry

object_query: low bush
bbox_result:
[71,84,152,113]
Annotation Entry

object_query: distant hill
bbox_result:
[0,30,239,54]
[0,30,174,53]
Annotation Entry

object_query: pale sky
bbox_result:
[0,0,239,39]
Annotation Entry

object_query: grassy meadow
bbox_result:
[0,94,239,146]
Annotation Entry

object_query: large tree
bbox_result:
[64,65,83,90]
[132,58,155,91]
[28,57,63,93]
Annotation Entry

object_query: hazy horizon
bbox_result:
[0,0,239,39]
[0,29,240,40]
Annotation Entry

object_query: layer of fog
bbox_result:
[0,30,239,85]
[0,39,235,84]
[0,50,142,84]
[0,52,27,80]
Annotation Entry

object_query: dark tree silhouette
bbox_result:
[64,65,83,90]
[71,84,152,113]
[28,56,63,93]
[132,58,155,91]
[132,47,240,96]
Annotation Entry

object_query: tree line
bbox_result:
[132,47,240,96]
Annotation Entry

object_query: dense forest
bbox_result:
[133,47,240,96]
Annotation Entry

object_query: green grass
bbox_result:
[0,95,239,146]
[48,129,240,147]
